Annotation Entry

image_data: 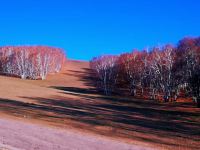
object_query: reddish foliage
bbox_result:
[90,37,200,107]
[0,46,66,80]
[90,55,118,95]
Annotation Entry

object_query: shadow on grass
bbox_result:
[0,93,200,149]
[63,68,98,88]
[51,86,98,95]
[0,67,199,149]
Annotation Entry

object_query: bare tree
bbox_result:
[177,37,200,107]
[90,55,118,95]
[148,45,176,102]
[118,50,146,96]
[37,52,50,80]
[15,48,30,79]
[0,46,65,80]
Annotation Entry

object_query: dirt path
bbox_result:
[0,118,153,150]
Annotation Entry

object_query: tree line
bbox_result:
[90,37,200,107]
[0,46,65,80]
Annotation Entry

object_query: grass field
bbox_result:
[0,60,199,150]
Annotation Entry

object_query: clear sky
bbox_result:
[0,0,200,60]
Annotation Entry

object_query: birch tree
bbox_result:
[0,46,65,80]
[15,48,30,79]
[119,50,146,96]
[177,37,200,107]
[90,55,118,95]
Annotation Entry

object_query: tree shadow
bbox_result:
[51,86,98,95]
[1,64,200,149]
[63,68,98,88]
[0,95,199,149]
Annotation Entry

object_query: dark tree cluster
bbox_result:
[90,37,200,107]
[0,46,65,80]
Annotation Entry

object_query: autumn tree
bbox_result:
[118,50,147,96]
[177,37,200,107]
[0,46,65,80]
[90,36,200,107]
[90,55,118,95]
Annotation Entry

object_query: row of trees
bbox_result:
[0,46,65,80]
[90,37,200,107]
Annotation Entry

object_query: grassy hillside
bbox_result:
[0,60,199,150]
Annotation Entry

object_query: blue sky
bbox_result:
[0,0,200,60]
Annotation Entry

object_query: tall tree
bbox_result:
[90,55,118,95]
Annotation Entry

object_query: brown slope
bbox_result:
[0,60,90,102]
[0,59,199,150]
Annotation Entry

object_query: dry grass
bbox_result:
[0,60,199,150]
